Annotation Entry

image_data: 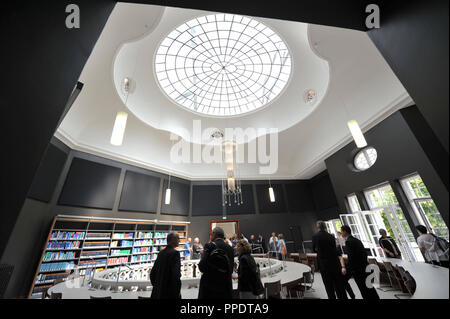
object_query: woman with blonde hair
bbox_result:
[232,240,260,299]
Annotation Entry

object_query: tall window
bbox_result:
[401,174,449,241]
[347,194,361,212]
[364,183,424,262]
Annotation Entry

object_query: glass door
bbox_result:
[361,211,388,258]
[365,184,424,262]
[340,214,375,255]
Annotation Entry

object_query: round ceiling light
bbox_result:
[155,14,292,117]
[354,147,378,171]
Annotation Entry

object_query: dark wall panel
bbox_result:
[119,171,160,213]
[368,0,449,152]
[285,182,315,213]
[27,144,68,202]
[256,183,287,214]
[161,179,190,216]
[225,184,255,215]
[310,173,339,211]
[58,158,121,210]
[192,185,223,216]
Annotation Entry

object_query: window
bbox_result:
[347,194,361,212]
[401,174,449,241]
[155,14,292,117]
[354,147,377,171]
[364,183,424,262]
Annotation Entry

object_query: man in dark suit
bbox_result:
[150,232,181,299]
[198,227,235,299]
[312,221,347,299]
[257,234,267,253]
[341,225,380,300]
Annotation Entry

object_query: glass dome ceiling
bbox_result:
[155,14,292,117]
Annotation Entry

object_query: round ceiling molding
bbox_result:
[154,14,292,117]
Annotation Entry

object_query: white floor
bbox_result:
[298,272,404,299]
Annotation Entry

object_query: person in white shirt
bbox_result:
[416,225,449,268]
[268,233,278,258]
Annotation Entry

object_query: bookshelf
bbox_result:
[29,215,189,298]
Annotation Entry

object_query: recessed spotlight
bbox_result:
[305,89,317,104]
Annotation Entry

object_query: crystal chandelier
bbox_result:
[221,140,243,206]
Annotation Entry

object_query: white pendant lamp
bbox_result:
[165,174,172,205]
[110,112,128,146]
[347,120,368,148]
[268,179,275,203]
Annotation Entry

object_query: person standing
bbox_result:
[268,233,278,258]
[192,238,203,260]
[184,237,192,260]
[416,225,449,268]
[378,229,402,259]
[340,225,380,300]
[257,234,266,253]
[198,227,235,299]
[312,221,347,299]
[150,232,182,299]
[277,234,287,261]
[233,240,260,299]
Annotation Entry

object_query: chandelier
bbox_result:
[221,140,243,206]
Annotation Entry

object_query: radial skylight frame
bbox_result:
[154,14,292,117]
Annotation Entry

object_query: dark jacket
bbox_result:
[312,230,341,273]
[345,236,369,273]
[192,243,202,260]
[257,237,267,253]
[237,250,259,293]
[150,246,181,299]
[379,236,401,258]
[198,238,235,299]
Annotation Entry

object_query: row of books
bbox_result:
[79,259,107,268]
[133,247,151,254]
[79,268,103,277]
[50,231,85,240]
[134,240,153,247]
[33,284,52,294]
[136,232,153,239]
[84,241,109,248]
[110,249,131,256]
[154,238,167,246]
[154,232,169,239]
[35,272,70,284]
[112,233,134,239]
[39,261,75,273]
[111,240,133,247]
[80,250,108,258]
[131,254,156,262]
[43,251,76,261]
[86,233,110,239]
[47,241,81,250]
[108,256,129,266]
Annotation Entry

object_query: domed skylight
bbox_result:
[155,14,292,117]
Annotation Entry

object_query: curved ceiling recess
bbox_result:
[113,11,330,144]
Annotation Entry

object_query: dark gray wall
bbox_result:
[368,0,449,153]
[325,107,449,227]
[1,0,116,259]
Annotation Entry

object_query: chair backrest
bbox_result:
[303,271,313,285]
[264,280,281,299]
[298,253,308,260]
[403,271,417,295]
[50,292,62,299]
[368,258,377,265]
[90,296,112,299]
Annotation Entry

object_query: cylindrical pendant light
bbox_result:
[347,120,368,148]
[268,179,275,203]
[165,174,172,205]
[110,112,128,146]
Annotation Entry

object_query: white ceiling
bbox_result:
[56,3,412,181]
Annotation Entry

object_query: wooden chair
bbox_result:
[380,262,402,292]
[394,268,416,299]
[90,296,112,299]
[264,280,282,299]
[41,287,50,299]
[50,292,62,299]
[285,278,305,299]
